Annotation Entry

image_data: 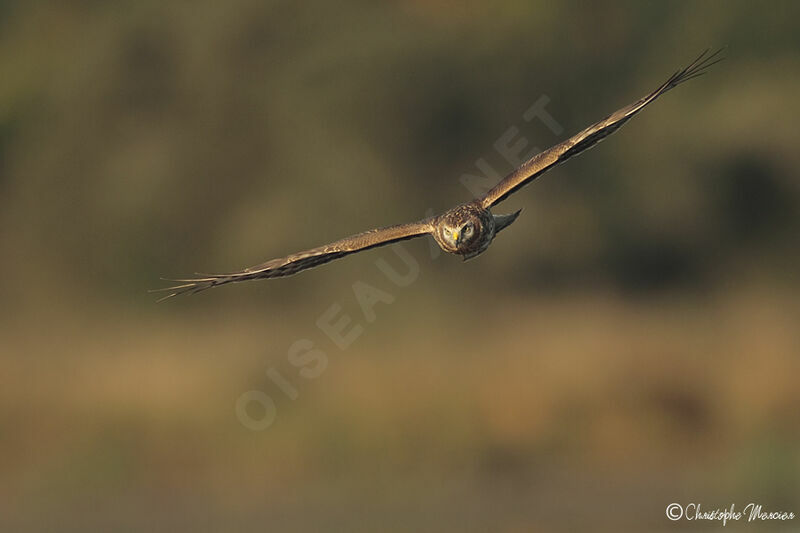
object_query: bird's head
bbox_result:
[438,210,482,253]
[442,219,476,249]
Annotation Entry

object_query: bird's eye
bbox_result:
[463,223,474,236]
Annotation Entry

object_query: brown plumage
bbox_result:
[154,220,434,301]
[480,48,724,207]
[153,49,722,301]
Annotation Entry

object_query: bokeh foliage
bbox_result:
[1,1,798,531]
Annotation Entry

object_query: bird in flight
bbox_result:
[154,49,722,301]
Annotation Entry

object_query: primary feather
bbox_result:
[154,49,722,300]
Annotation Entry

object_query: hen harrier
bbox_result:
[155,49,722,300]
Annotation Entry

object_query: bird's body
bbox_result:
[432,201,520,260]
[154,49,722,300]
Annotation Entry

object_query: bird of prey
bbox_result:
[154,49,722,301]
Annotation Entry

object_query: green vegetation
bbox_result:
[1,1,798,531]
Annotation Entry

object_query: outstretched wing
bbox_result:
[480,48,724,208]
[153,218,434,300]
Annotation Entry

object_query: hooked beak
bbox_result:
[451,229,461,245]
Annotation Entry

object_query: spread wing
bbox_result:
[480,48,724,208]
[153,218,434,300]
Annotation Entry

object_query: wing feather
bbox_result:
[153,218,434,300]
[480,48,724,208]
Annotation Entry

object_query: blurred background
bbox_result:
[1,1,799,531]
